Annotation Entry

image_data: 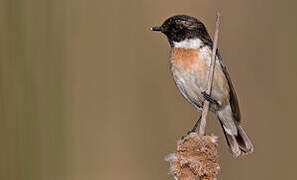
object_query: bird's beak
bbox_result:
[151,26,162,31]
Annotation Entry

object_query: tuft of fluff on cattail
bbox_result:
[165,133,220,180]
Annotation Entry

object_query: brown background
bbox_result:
[1,0,297,179]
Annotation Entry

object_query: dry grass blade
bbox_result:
[199,13,221,136]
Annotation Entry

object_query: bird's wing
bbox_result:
[217,51,241,122]
[197,29,241,122]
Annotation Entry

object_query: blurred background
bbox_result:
[0,0,297,179]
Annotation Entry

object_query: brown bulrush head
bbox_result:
[166,133,220,180]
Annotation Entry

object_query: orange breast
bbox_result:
[170,48,200,70]
[170,47,230,104]
[170,48,210,79]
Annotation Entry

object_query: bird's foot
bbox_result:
[181,116,201,140]
[201,91,219,106]
[181,130,196,140]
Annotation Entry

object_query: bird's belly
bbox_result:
[171,60,230,111]
[172,68,206,109]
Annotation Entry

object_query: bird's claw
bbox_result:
[202,91,219,106]
[181,130,196,140]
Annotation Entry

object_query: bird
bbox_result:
[151,15,253,157]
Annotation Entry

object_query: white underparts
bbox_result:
[173,38,203,49]
[199,46,221,67]
[199,46,211,65]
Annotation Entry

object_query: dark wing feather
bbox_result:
[217,51,241,122]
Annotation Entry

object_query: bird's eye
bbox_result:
[173,24,183,32]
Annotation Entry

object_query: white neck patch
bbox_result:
[173,38,203,49]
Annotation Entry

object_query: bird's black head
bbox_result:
[151,15,211,47]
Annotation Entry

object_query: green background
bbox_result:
[1,0,297,179]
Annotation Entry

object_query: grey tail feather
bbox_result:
[219,120,254,157]
[235,122,254,154]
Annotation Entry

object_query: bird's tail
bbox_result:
[217,105,254,157]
